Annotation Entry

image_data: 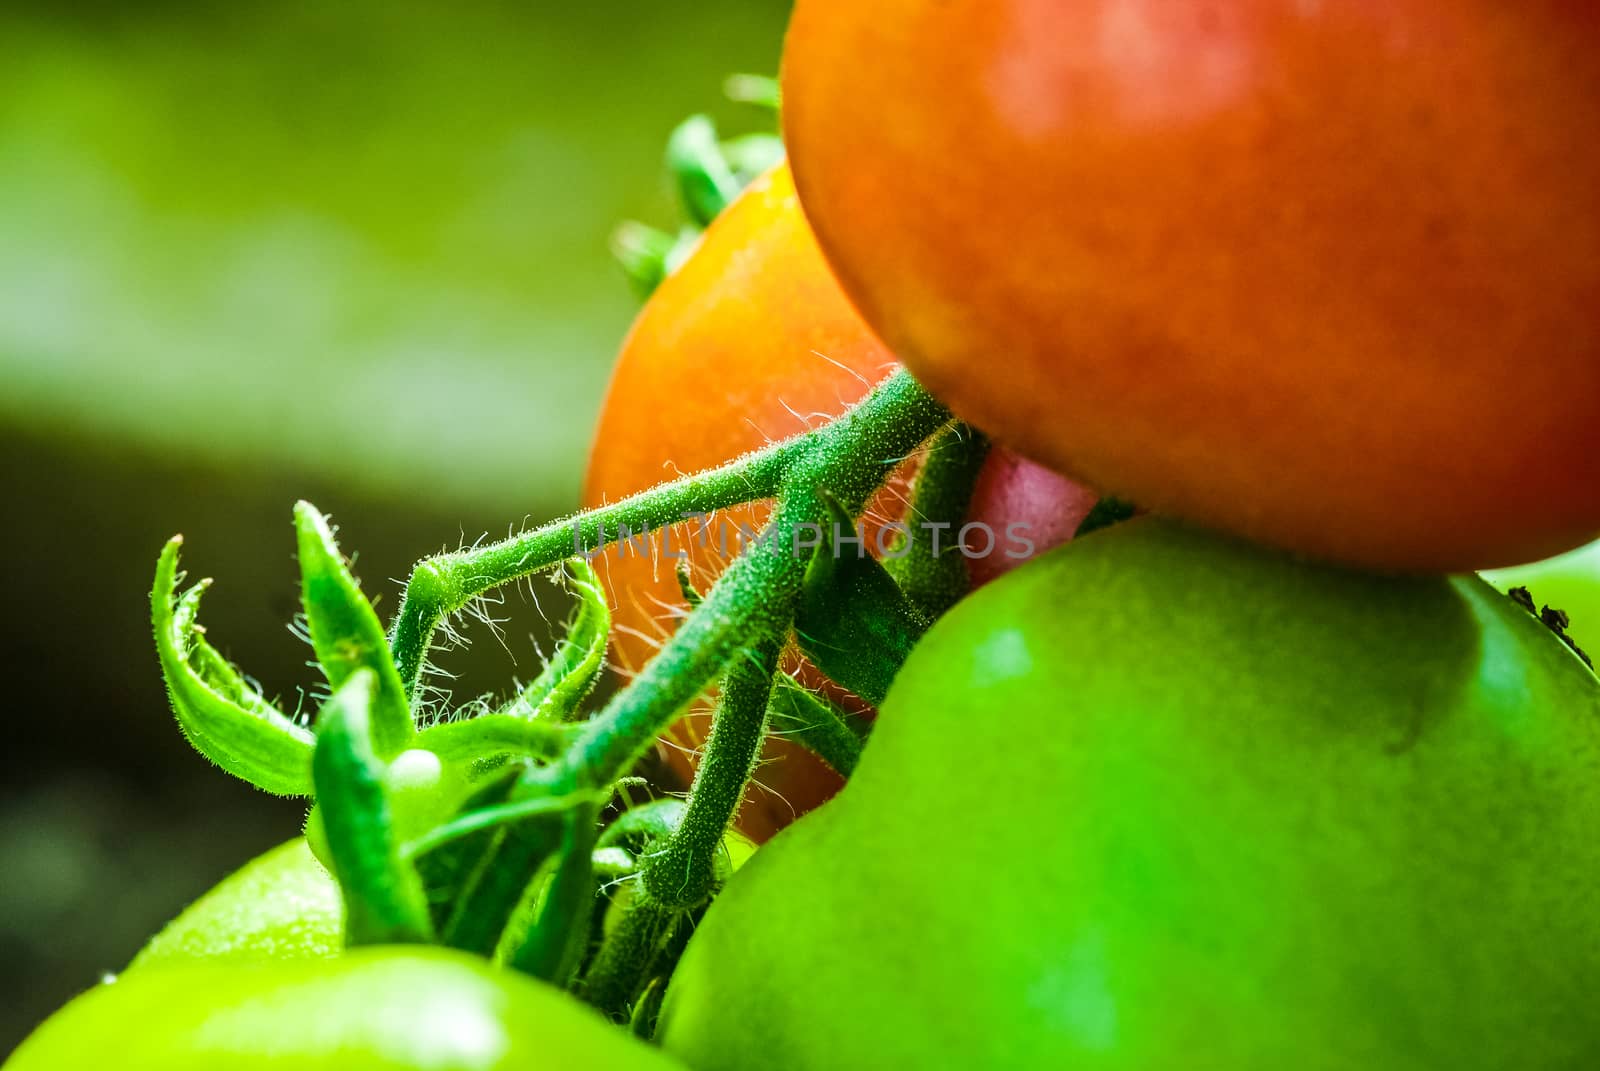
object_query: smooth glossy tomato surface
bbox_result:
[783,0,1600,572]
[660,518,1600,1070]
[9,947,688,1071]
[128,839,342,971]
[583,163,1094,839]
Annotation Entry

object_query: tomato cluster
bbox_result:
[12,4,1600,1069]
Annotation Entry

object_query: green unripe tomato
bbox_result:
[128,839,341,970]
[660,518,1600,1070]
[8,947,690,1070]
[1483,537,1600,655]
[134,749,479,972]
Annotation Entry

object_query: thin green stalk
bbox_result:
[312,671,433,946]
[885,422,990,617]
[582,887,680,1021]
[507,801,601,984]
[389,436,803,699]
[643,637,780,909]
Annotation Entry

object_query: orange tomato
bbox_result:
[583,164,1093,839]
[783,0,1600,572]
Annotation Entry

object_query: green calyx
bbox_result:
[882,422,990,616]
[148,365,953,1016]
[152,537,314,796]
[295,502,415,759]
[610,77,784,299]
[154,503,641,977]
[311,670,435,947]
[796,491,932,706]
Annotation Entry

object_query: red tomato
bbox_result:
[782,0,1600,572]
[583,164,1093,840]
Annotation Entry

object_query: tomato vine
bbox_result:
[138,72,1049,1030]
[152,363,955,1019]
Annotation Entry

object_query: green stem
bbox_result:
[312,671,433,946]
[643,637,780,909]
[582,888,680,1021]
[440,818,561,957]
[388,435,803,698]
[552,371,949,791]
[884,423,990,618]
[507,802,600,984]
[384,370,946,965]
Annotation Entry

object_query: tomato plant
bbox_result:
[126,332,959,1033]
[658,517,1600,1069]
[584,162,1097,838]
[8,948,688,1070]
[781,0,1600,572]
[128,840,341,971]
[20,33,1595,1070]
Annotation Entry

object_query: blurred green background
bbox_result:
[1,0,789,1049]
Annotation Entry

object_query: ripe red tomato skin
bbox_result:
[782,0,1600,572]
[583,163,1093,839]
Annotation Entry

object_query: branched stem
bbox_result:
[643,637,780,909]
[388,435,803,696]
[551,371,950,790]
[377,370,948,981]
